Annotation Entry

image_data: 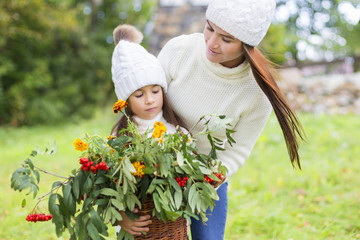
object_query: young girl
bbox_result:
[157,0,304,239]
[110,24,187,236]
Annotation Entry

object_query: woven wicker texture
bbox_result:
[134,197,188,240]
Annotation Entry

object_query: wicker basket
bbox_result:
[134,197,188,240]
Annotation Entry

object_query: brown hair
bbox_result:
[243,44,304,169]
[111,88,185,137]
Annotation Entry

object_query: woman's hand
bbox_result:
[117,208,152,236]
[213,174,226,189]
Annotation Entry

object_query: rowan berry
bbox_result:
[26,213,52,222]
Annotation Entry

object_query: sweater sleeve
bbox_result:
[157,35,186,85]
[218,94,272,178]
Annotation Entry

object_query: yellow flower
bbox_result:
[73,138,89,151]
[131,161,145,178]
[107,135,115,141]
[152,121,166,139]
[113,100,128,113]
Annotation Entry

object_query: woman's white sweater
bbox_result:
[158,33,272,178]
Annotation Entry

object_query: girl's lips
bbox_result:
[146,107,157,112]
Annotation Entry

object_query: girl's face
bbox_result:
[128,85,163,120]
[203,20,244,68]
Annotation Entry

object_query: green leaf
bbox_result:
[153,193,161,213]
[86,221,100,240]
[100,188,121,198]
[33,170,40,183]
[174,190,182,210]
[111,207,123,221]
[21,198,26,208]
[199,166,212,175]
[111,198,124,211]
[27,159,34,171]
[30,151,37,157]
[48,194,64,237]
[176,151,185,166]
[94,176,107,185]
[75,212,84,236]
[63,183,76,215]
[188,185,197,212]
[104,207,112,224]
[84,177,93,193]
[90,208,107,234]
[52,181,62,189]
[72,176,80,200]
[156,186,168,205]
[169,177,182,192]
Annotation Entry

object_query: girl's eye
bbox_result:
[135,93,143,98]
[152,90,160,94]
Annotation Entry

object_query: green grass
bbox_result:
[1,108,360,240]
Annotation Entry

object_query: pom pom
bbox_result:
[113,24,144,45]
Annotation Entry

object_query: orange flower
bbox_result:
[113,100,128,113]
[152,121,166,139]
[73,138,89,151]
[131,161,145,178]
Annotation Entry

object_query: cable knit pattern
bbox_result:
[111,40,168,100]
[157,33,272,178]
[206,0,276,46]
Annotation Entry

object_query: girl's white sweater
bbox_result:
[158,33,272,178]
[133,110,177,136]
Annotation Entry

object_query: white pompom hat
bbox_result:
[111,25,167,101]
[206,0,276,46]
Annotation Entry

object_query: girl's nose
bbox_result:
[145,94,155,104]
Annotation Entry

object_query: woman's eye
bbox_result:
[222,38,231,43]
[206,26,214,32]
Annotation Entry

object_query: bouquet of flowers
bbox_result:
[10,100,235,240]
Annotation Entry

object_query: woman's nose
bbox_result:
[207,35,219,49]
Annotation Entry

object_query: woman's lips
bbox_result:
[208,48,220,55]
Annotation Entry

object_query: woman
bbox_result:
[157,0,304,239]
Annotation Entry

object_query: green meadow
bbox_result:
[1,107,359,240]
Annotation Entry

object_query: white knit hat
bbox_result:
[111,26,167,100]
[206,0,276,46]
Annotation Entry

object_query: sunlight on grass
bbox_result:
[1,109,360,240]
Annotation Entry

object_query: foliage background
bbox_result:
[1,0,359,126]
[0,0,156,126]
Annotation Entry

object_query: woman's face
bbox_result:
[203,20,244,68]
[128,85,163,120]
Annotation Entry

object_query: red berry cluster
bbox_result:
[79,157,108,173]
[26,213,53,222]
[175,176,189,189]
[204,173,224,184]
[204,175,215,184]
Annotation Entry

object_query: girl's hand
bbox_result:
[117,208,152,236]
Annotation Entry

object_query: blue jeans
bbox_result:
[190,182,228,240]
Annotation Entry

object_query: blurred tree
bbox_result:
[274,0,360,69]
[0,0,157,126]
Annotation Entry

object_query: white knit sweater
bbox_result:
[158,33,272,178]
[133,110,183,136]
